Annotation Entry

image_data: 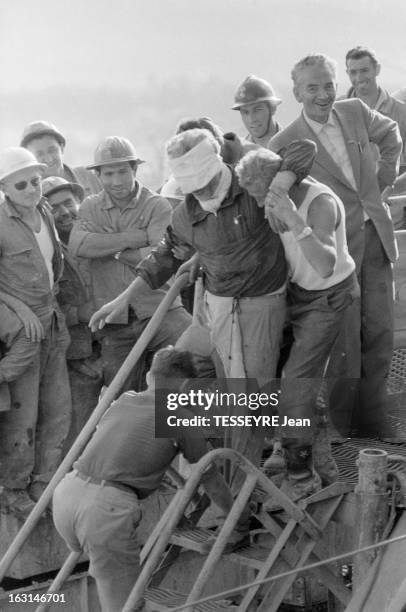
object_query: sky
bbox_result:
[1,0,406,183]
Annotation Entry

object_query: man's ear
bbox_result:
[375,62,381,78]
[146,369,153,388]
[293,85,302,104]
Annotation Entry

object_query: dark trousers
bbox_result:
[279,273,358,443]
[327,222,394,434]
[97,307,191,392]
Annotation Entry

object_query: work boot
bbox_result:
[313,424,339,485]
[263,442,321,509]
[263,440,286,475]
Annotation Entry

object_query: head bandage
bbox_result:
[168,138,224,193]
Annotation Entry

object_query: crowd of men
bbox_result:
[1,45,406,611]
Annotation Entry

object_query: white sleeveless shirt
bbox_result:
[34,216,54,288]
[280,181,355,290]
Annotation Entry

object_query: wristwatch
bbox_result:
[295,226,313,241]
[114,251,122,260]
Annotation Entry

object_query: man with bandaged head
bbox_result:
[90,130,315,469]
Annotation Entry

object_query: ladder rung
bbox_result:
[228,543,286,572]
[145,587,237,611]
[169,526,214,553]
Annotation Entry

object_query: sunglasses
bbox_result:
[14,177,41,191]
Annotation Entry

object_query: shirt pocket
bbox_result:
[3,245,42,283]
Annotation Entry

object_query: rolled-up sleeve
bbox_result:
[68,218,93,258]
[276,139,318,183]
[137,203,194,288]
[137,227,184,288]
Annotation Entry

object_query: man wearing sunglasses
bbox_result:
[0,147,72,510]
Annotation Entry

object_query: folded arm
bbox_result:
[68,218,148,259]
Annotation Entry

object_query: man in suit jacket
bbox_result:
[270,53,403,442]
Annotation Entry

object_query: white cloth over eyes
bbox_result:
[168,138,223,193]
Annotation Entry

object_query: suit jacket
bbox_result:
[270,98,402,269]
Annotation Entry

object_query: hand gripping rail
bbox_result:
[0,272,190,584]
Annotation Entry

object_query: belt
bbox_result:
[74,470,141,498]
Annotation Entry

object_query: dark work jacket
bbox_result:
[137,169,287,298]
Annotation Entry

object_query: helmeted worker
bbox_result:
[0,147,72,509]
[232,75,282,147]
[21,120,102,198]
[68,136,191,390]
[43,176,103,449]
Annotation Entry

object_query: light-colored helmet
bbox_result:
[42,176,85,203]
[20,120,66,148]
[87,136,145,169]
[0,147,47,182]
[232,75,282,110]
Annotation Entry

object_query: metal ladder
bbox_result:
[32,447,352,611]
[123,448,352,612]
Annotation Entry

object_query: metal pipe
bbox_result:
[352,448,389,591]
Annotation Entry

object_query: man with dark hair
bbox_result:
[176,116,255,165]
[344,46,406,171]
[53,346,241,612]
[68,136,191,390]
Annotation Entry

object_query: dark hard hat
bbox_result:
[232,75,282,110]
[42,176,85,203]
[21,121,66,148]
[87,136,145,169]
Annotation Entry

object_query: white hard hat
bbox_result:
[0,147,47,182]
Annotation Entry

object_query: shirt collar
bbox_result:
[3,196,47,219]
[347,86,387,111]
[101,181,142,210]
[374,87,389,110]
[303,110,335,135]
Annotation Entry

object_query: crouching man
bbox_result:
[53,347,244,612]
